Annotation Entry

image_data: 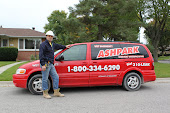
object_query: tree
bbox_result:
[44,10,88,45]
[44,0,142,45]
[69,0,140,41]
[159,29,170,56]
[159,16,170,56]
[105,0,140,41]
[44,10,68,44]
[62,17,88,43]
[137,0,169,62]
[69,0,107,40]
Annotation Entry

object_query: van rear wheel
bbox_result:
[28,74,51,95]
[123,72,141,91]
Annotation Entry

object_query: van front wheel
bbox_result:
[28,74,51,95]
[123,72,141,91]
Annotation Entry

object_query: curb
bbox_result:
[0,78,170,87]
[153,78,170,83]
[0,81,15,87]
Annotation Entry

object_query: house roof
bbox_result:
[0,28,46,38]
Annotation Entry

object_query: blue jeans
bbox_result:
[41,63,59,91]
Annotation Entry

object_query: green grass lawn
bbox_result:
[155,62,170,78]
[158,56,170,60]
[0,61,30,81]
[0,61,18,67]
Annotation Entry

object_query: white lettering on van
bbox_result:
[126,62,132,66]
[98,75,117,77]
[94,45,113,48]
[126,62,150,67]
[54,63,59,66]
[67,65,120,72]
[97,46,140,59]
[32,64,39,67]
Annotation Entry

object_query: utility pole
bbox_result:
[34,40,36,60]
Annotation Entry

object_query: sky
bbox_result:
[139,27,147,44]
[0,0,147,44]
[0,0,79,32]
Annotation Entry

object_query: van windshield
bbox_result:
[54,49,62,56]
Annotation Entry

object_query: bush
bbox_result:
[0,47,18,61]
[30,54,39,60]
[30,55,35,60]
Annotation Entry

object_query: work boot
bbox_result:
[53,88,65,97]
[43,90,51,99]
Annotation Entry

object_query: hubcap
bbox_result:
[127,76,139,89]
[32,78,43,92]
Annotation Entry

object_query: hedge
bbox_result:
[0,47,18,61]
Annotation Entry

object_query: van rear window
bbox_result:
[119,44,149,59]
[91,43,149,60]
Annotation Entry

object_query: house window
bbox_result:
[19,38,41,50]
[36,39,41,49]
[2,39,8,47]
[19,39,24,49]
[25,39,34,49]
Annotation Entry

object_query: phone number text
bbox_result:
[67,65,120,72]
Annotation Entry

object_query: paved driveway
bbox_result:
[0,81,170,113]
[0,61,26,74]
[158,60,170,64]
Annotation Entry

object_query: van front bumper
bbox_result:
[13,74,28,89]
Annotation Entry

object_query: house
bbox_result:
[0,27,46,60]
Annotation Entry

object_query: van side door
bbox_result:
[89,43,124,86]
[54,44,90,87]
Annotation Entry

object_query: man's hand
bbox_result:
[66,45,71,49]
[42,65,46,71]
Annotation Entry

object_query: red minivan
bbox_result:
[13,42,156,94]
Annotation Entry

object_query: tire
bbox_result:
[123,72,141,91]
[28,74,51,95]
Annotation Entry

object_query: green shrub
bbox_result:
[30,54,39,60]
[36,55,39,60]
[30,54,35,60]
[0,47,18,61]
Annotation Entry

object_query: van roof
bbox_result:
[93,40,140,43]
[71,41,143,45]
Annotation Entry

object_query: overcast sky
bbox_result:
[0,0,147,44]
[0,0,79,32]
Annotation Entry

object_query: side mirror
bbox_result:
[55,55,64,61]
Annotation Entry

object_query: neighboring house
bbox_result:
[0,28,46,60]
[158,45,170,56]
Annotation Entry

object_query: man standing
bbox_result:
[39,30,70,99]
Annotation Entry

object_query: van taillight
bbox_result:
[152,62,154,70]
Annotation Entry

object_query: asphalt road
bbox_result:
[0,82,170,113]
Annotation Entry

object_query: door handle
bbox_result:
[92,62,97,65]
[82,62,87,65]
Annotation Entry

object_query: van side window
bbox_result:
[119,44,149,58]
[91,44,120,60]
[62,44,87,61]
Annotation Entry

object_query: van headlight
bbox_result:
[16,69,26,74]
